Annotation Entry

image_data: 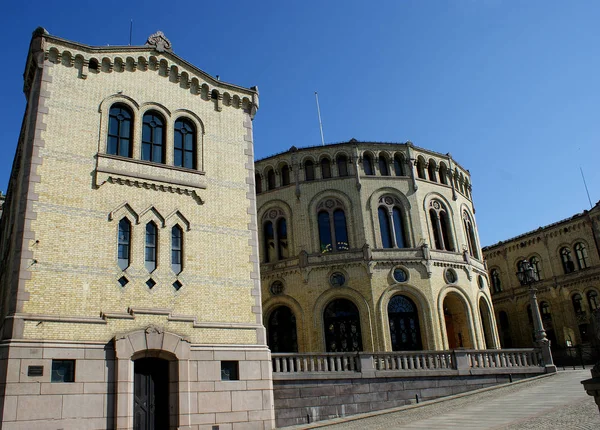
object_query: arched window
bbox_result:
[462,211,479,259]
[117,218,131,270]
[393,154,405,176]
[171,225,183,274]
[142,111,165,163]
[572,293,584,314]
[378,156,390,176]
[321,158,332,179]
[428,200,454,251]
[266,169,276,190]
[267,306,298,353]
[588,290,599,311]
[464,180,471,199]
[378,195,408,249]
[530,256,542,280]
[324,299,363,352]
[575,242,589,269]
[304,160,315,181]
[362,154,374,175]
[145,222,158,272]
[281,165,291,186]
[337,155,349,177]
[174,118,196,169]
[491,269,502,293]
[388,295,422,351]
[317,198,349,253]
[262,209,288,262]
[540,301,551,321]
[255,173,262,194]
[498,311,513,348]
[107,104,133,157]
[416,157,426,179]
[438,162,449,185]
[427,160,437,182]
[560,247,575,274]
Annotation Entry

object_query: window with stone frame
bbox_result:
[393,154,405,176]
[317,198,349,253]
[174,118,196,169]
[171,225,183,274]
[560,247,576,274]
[572,293,584,314]
[575,242,590,269]
[254,173,262,194]
[362,154,374,175]
[529,256,542,280]
[588,290,599,311]
[262,209,289,262]
[377,195,409,249]
[266,168,276,190]
[491,269,502,293]
[141,111,166,163]
[304,160,315,181]
[438,162,449,185]
[428,200,454,251]
[416,157,426,179]
[336,154,349,177]
[378,155,390,176]
[427,159,437,182]
[281,164,291,185]
[107,104,133,157]
[462,211,479,259]
[117,218,131,270]
[145,222,158,272]
[321,158,332,179]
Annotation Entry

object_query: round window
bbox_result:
[270,281,285,295]
[393,268,408,283]
[330,272,346,287]
[445,269,457,284]
[478,275,485,289]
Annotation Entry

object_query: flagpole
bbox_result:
[315,92,325,146]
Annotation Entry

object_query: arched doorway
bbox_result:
[388,295,422,351]
[443,293,473,348]
[134,357,170,430]
[498,311,513,348]
[267,306,298,352]
[479,298,495,348]
[324,299,363,352]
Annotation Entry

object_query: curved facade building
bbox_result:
[255,140,499,353]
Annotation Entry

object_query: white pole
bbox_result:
[315,92,325,146]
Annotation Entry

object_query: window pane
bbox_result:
[142,143,151,161]
[363,156,373,175]
[334,209,349,251]
[107,136,118,155]
[318,211,332,253]
[277,218,288,259]
[120,119,130,138]
[264,221,275,262]
[174,149,183,167]
[379,158,389,176]
[174,132,183,150]
[378,207,393,248]
[153,145,163,163]
[184,151,194,169]
[184,133,194,151]
[392,207,406,248]
[394,157,403,176]
[338,157,348,176]
[119,138,130,158]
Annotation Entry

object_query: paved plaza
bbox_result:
[288,370,600,429]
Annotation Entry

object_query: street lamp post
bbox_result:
[516,261,556,371]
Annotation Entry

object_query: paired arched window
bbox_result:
[321,158,332,179]
[416,157,426,179]
[317,198,349,253]
[171,225,183,274]
[263,210,289,262]
[324,299,363,352]
[388,295,422,351]
[281,165,291,186]
[378,195,408,249]
[174,118,196,169]
[427,160,437,182]
[378,156,390,176]
[530,256,542,280]
[491,269,502,293]
[337,155,349,177]
[560,247,575,274]
[117,218,131,270]
[304,160,315,181]
[428,200,454,251]
[588,290,599,311]
[462,211,479,259]
[266,169,276,190]
[267,306,298,353]
[145,222,158,272]
[438,162,449,185]
[572,293,584,314]
[575,242,589,269]
[107,104,133,157]
[142,111,165,163]
[394,154,405,176]
[363,154,374,175]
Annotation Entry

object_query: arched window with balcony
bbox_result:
[462,211,479,259]
[428,200,454,251]
[378,155,390,176]
[363,154,374,175]
[142,111,166,163]
[416,157,426,179]
[438,162,449,185]
[304,160,315,181]
[560,247,575,274]
[174,118,196,169]
[491,269,502,293]
[575,242,590,269]
[267,306,298,353]
[262,209,289,262]
[337,154,349,177]
[317,198,349,253]
[427,159,437,182]
[388,295,422,351]
[393,154,405,176]
[266,168,276,190]
[321,158,332,179]
[281,164,291,186]
[378,195,409,249]
[107,104,133,157]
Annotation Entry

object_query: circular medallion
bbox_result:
[330,272,346,287]
[270,281,284,295]
[393,268,408,283]
[325,199,335,209]
[384,196,394,205]
[445,269,457,284]
[269,209,278,219]
[433,201,440,210]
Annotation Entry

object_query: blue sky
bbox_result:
[1,1,598,246]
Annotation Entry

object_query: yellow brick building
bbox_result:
[483,203,600,350]
[254,141,499,354]
[0,28,274,429]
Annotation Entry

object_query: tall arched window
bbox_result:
[321,158,332,179]
[378,156,390,176]
[575,242,589,269]
[388,295,422,351]
[262,209,288,262]
[118,218,131,270]
[572,293,583,314]
[145,222,158,272]
[363,154,374,175]
[588,290,599,311]
[267,306,298,353]
[266,169,276,190]
[540,301,551,321]
[438,162,449,185]
[174,118,196,169]
[416,157,426,179]
[394,154,405,176]
[107,104,133,157]
[304,160,315,181]
[171,225,183,274]
[324,299,363,352]
[427,159,437,182]
[281,165,291,186]
[378,195,408,249]
[491,269,502,293]
[530,256,542,280]
[428,200,454,251]
[560,247,575,274]
[462,211,479,259]
[317,198,349,253]
[142,111,165,163]
[255,173,262,194]
[337,155,349,177]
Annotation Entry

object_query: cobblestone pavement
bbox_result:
[304,370,599,430]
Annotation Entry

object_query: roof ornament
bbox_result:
[146,31,172,53]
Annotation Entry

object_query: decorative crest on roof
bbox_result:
[146,31,172,53]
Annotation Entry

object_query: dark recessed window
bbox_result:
[118,276,129,287]
[221,361,239,381]
[117,218,131,270]
[445,269,457,284]
[107,104,133,157]
[393,268,408,283]
[146,278,156,289]
[478,275,485,289]
[171,225,183,274]
[270,281,284,295]
[330,272,346,287]
[174,118,196,169]
[173,280,182,291]
[142,111,166,163]
[51,360,75,383]
[145,222,158,272]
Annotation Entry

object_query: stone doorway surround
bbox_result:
[114,326,191,430]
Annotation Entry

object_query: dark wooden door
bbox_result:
[134,358,169,430]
